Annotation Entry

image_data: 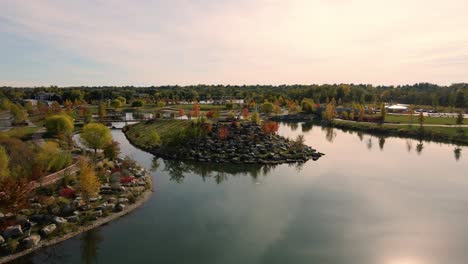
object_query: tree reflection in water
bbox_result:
[378,136,386,150]
[323,127,337,143]
[357,131,364,141]
[454,146,462,161]
[161,158,292,184]
[406,139,413,152]
[81,229,102,264]
[367,138,373,150]
[416,140,424,155]
[301,122,313,133]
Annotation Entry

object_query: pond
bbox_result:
[13,122,468,264]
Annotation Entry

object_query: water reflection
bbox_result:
[378,136,386,151]
[454,146,462,161]
[81,229,102,264]
[324,126,337,143]
[367,138,373,150]
[301,122,313,132]
[161,159,284,183]
[357,131,364,141]
[416,141,424,155]
[406,139,413,153]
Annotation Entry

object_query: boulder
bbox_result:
[118,198,129,204]
[91,210,103,219]
[66,215,80,223]
[30,203,43,209]
[0,235,4,244]
[41,224,57,236]
[0,212,4,219]
[22,235,41,249]
[3,225,23,238]
[115,204,125,212]
[53,216,68,225]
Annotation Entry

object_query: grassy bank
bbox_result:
[333,120,468,145]
[383,114,466,125]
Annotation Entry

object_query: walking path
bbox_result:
[335,119,468,127]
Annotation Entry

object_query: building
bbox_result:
[386,104,408,113]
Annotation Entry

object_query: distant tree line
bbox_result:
[0,83,466,109]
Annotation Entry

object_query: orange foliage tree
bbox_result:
[242,106,250,119]
[178,107,185,117]
[262,121,279,135]
[218,126,229,140]
[192,102,200,118]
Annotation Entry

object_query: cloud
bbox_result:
[0,0,468,86]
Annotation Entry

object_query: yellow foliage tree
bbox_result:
[0,146,10,180]
[78,158,101,200]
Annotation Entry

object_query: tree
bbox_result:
[156,101,166,108]
[454,90,465,108]
[418,112,424,128]
[0,146,10,180]
[251,111,260,124]
[111,99,122,109]
[456,111,464,125]
[358,105,364,121]
[218,126,229,140]
[380,103,386,122]
[131,100,144,108]
[78,158,100,200]
[323,103,335,121]
[81,123,112,154]
[242,106,250,120]
[45,114,74,138]
[116,96,126,105]
[98,102,106,122]
[192,102,200,118]
[262,121,279,134]
[261,102,274,114]
[103,140,120,160]
[10,104,26,124]
[24,101,34,114]
[409,105,415,125]
[178,107,185,117]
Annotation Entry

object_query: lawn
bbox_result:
[0,126,40,140]
[124,119,190,147]
[384,114,465,125]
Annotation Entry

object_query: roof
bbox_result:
[387,105,408,110]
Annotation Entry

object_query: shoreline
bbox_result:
[0,175,153,264]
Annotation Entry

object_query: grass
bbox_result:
[383,114,466,125]
[0,126,40,140]
[124,119,190,148]
[333,120,468,145]
[174,104,235,111]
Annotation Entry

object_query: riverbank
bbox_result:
[0,171,153,264]
[332,119,468,145]
[124,119,324,164]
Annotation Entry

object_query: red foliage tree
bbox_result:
[206,110,216,119]
[0,178,30,213]
[218,126,229,140]
[262,121,279,135]
[59,187,76,199]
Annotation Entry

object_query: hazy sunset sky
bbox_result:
[1,0,467,86]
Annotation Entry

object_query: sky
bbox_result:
[0,0,467,87]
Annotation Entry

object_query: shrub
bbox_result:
[59,187,76,199]
[120,176,135,184]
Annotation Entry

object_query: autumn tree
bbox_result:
[262,121,279,134]
[78,158,100,200]
[409,105,415,125]
[103,140,120,160]
[380,103,387,122]
[10,104,26,124]
[192,102,200,118]
[98,102,106,122]
[418,112,424,128]
[45,114,74,138]
[81,123,112,154]
[0,146,10,180]
[218,126,229,140]
[456,111,464,125]
[111,99,122,109]
[178,107,185,117]
[242,106,250,120]
[251,111,261,124]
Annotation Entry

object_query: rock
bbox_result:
[41,224,57,236]
[66,215,79,223]
[30,203,42,209]
[5,212,14,219]
[107,197,117,203]
[0,212,4,219]
[115,204,125,212]
[61,204,74,216]
[53,216,68,225]
[89,196,102,203]
[30,214,45,224]
[3,225,23,238]
[105,203,115,211]
[118,198,129,204]
[80,204,92,211]
[22,235,41,249]
[0,235,4,244]
[91,210,103,219]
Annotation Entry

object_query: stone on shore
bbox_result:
[41,224,57,236]
[0,235,5,244]
[53,216,68,225]
[3,225,23,239]
[22,235,41,249]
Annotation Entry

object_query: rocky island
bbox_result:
[124,119,324,164]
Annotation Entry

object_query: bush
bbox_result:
[59,187,76,199]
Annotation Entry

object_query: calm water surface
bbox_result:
[14,123,468,264]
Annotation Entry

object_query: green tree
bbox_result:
[456,111,464,125]
[261,102,274,114]
[454,90,465,108]
[111,99,122,109]
[81,123,112,154]
[98,102,106,122]
[116,96,126,105]
[409,105,415,125]
[251,111,260,124]
[103,140,120,160]
[45,114,74,138]
[131,100,144,108]
[418,112,424,128]
[380,103,386,122]
[10,104,26,124]
[0,146,10,180]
